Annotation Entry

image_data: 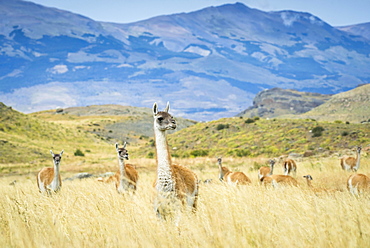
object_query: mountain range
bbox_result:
[1,0,370,121]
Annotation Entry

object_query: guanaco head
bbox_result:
[50,150,63,165]
[357,146,362,153]
[267,159,275,175]
[152,102,176,131]
[217,157,222,166]
[268,159,275,166]
[116,142,129,160]
[204,179,213,184]
[303,175,313,181]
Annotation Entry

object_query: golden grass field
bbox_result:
[1,156,369,248]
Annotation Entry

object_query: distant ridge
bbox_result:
[337,22,370,40]
[32,104,197,143]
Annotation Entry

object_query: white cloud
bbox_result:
[73,65,90,70]
[0,69,23,80]
[49,64,68,74]
[0,82,77,113]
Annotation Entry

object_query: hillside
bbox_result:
[236,88,331,118]
[161,117,370,159]
[29,101,370,161]
[1,1,370,120]
[31,104,197,144]
[0,102,113,172]
[2,101,370,175]
[301,84,370,123]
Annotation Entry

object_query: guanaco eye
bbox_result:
[158,117,163,122]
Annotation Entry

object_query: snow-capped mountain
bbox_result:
[1,0,369,121]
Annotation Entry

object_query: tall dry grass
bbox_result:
[1,156,369,247]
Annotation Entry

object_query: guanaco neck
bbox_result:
[354,148,361,171]
[118,157,127,191]
[269,162,275,176]
[218,160,230,181]
[154,126,174,192]
[51,159,61,190]
[306,179,312,188]
[218,159,224,181]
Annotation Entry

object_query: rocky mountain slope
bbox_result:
[236,88,331,118]
[1,0,370,121]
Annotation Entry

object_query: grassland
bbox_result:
[1,156,370,247]
[1,102,370,247]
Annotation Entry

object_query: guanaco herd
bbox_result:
[36,102,368,220]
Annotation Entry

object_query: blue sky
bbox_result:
[29,0,370,26]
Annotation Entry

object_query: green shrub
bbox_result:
[74,149,85,156]
[341,131,349,136]
[216,124,229,130]
[146,151,154,159]
[226,149,251,157]
[190,149,209,157]
[172,153,180,158]
[235,149,250,157]
[244,118,255,124]
[312,126,324,137]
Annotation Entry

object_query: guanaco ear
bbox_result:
[50,150,54,156]
[60,150,64,156]
[123,142,127,148]
[153,102,158,115]
[115,143,119,151]
[164,101,170,113]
